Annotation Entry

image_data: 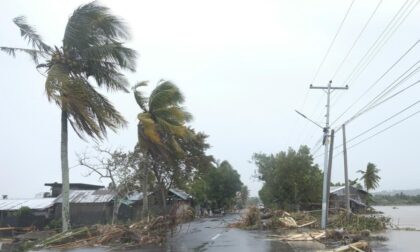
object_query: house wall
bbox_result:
[330,187,368,212]
[0,210,52,228]
[54,203,112,226]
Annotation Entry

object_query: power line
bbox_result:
[355,60,420,118]
[336,100,420,150]
[334,109,420,158]
[343,0,420,88]
[342,0,412,87]
[331,39,420,126]
[311,0,356,84]
[331,0,384,80]
[315,100,420,159]
[343,77,420,126]
[330,0,419,108]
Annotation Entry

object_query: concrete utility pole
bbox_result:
[325,129,335,225]
[342,124,351,217]
[310,80,348,229]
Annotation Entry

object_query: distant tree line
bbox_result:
[373,193,420,206]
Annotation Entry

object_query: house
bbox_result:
[329,186,368,212]
[0,198,55,228]
[167,188,193,205]
[123,188,193,217]
[54,189,115,226]
[45,182,104,197]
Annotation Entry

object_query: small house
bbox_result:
[330,186,368,212]
[54,189,115,226]
[0,198,56,228]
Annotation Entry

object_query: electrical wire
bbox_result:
[330,0,419,108]
[333,108,420,158]
[331,0,384,80]
[342,0,412,87]
[343,77,420,126]
[331,39,420,126]
[311,0,356,85]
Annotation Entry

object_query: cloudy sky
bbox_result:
[1,0,420,198]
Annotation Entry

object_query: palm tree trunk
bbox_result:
[61,110,71,232]
[142,165,149,220]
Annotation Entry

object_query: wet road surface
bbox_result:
[32,213,326,252]
[134,213,325,252]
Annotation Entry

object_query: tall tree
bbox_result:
[133,80,192,216]
[358,162,381,205]
[1,2,136,231]
[206,161,243,209]
[253,146,323,210]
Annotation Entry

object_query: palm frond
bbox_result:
[138,113,161,145]
[46,65,127,140]
[66,78,127,139]
[45,64,72,105]
[63,1,130,50]
[154,106,193,124]
[133,81,149,112]
[0,46,44,64]
[84,66,130,92]
[149,81,185,111]
[13,16,52,53]
[81,43,136,72]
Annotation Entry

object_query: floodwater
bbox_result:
[375,205,420,252]
[29,206,420,251]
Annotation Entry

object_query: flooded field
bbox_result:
[375,205,420,252]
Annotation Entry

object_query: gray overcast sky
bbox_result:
[1,0,420,198]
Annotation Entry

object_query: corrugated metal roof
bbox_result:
[0,198,56,211]
[330,186,367,194]
[126,191,153,201]
[54,190,115,204]
[169,188,192,200]
[330,186,345,194]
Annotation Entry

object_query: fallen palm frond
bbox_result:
[329,211,390,232]
[35,216,171,250]
[318,240,371,252]
[267,231,326,241]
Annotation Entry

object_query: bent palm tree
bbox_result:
[1,2,137,231]
[133,80,192,216]
[358,162,381,206]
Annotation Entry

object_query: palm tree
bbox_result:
[133,80,192,217]
[358,162,381,206]
[1,2,137,231]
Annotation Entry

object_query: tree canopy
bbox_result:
[253,145,323,210]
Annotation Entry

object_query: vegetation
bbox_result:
[133,80,214,216]
[358,162,381,206]
[373,193,420,205]
[329,211,390,232]
[1,2,136,231]
[253,145,323,210]
[188,160,243,210]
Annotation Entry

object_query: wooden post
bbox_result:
[342,124,351,216]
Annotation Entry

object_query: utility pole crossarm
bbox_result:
[310,84,349,90]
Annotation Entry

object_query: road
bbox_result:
[136,213,325,252]
[31,214,326,252]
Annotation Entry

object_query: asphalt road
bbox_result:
[31,214,326,252]
[136,213,325,252]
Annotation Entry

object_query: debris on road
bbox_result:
[34,215,171,250]
[268,231,326,241]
